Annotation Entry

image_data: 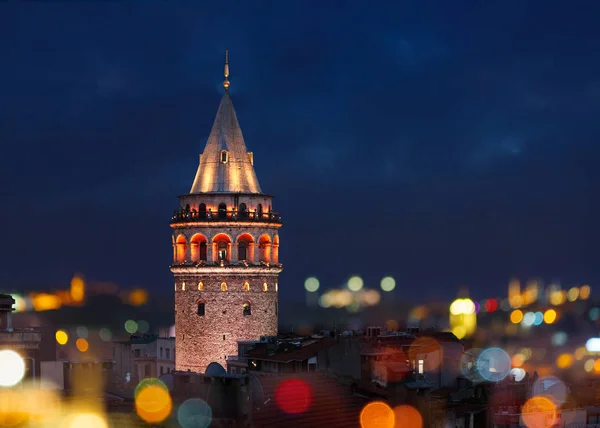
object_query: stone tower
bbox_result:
[171,52,282,373]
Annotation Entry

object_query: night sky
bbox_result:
[2,2,599,304]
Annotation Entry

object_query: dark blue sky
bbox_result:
[1,1,599,303]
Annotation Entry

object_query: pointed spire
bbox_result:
[223,50,230,91]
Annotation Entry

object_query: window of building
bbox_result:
[223,335,226,341]
[199,242,207,260]
[134,349,140,358]
[244,282,250,292]
[197,301,205,316]
[243,303,251,316]
[221,150,228,163]
[239,203,247,218]
[160,366,163,375]
[239,242,247,260]
[166,348,170,360]
[263,283,268,292]
[181,282,185,291]
[199,203,206,218]
[198,282,204,291]
[218,241,227,260]
[418,359,424,374]
[257,204,263,218]
[218,203,227,218]
[221,282,227,292]
[160,347,163,359]
[145,364,150,377]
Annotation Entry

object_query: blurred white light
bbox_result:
[510,368,526,382]
[586,338,600,352]
[380,277,396,292]
[552,332,568,347]
[304,277,320,292]
[522,312,536,327]
[0,350,26,387]
[347,276,363,292]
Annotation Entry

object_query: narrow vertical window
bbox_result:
[244,282,250,292]
[198,282,204,291]
[243,303,251,316]
[197,301,205,316]
[221,150,228,163]
[221,282,227,292]
[263,283,268,292]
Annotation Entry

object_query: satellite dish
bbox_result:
[205,362,226,376]
[249,374,265,410]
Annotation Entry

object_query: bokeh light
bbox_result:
[522,396,557,428]
[533,312,544,326]
[380,276,396,292]
[556,353,574,369]
[0,350,25,387]
[274,378,313,414]
[567,287,579,302]
[586,338,600,352]
[76,326,88,339]
[544,309,557,324]
[589,308,600,321]
[510,310,523,324]
[533,376,567,405]
[522,312,535,327]
[0,389,28,426]
[76,338,89,353]
[99,328,112,342]
[452,325,467,339]
[476,347,511,382]
[551,332,567,347]
[55,330,68,345]
[138,320,150,334]
[129,289,149,306]
[347,276,364,292]
[584,359,595,372]
[594,359,600,373]
[304,277,319,292]
[177,398,212,428]
[580,285,591,300]
[125,320,138,334]
[63,413,108,428]
[359,401,394,428]
[484,298,498,312]
[510,368,526,381]
[393,404,422,428]
[135,382,173,424]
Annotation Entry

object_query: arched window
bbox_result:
[200,242,207,260]
[244,282,250,292]
[218,241,227,261]
[257,204,263,218]
[185,204,190,212]
[238,241,247,261]
[221,150,228,163]
[239,203,248,218]
[218,203,227,219]
[243,303,251,316]
[182,282,186,291]
[199,203,206,218]
[197,300,205,316]
[263,283,268,292]
[198,282,204,291]
[221,282,227,292]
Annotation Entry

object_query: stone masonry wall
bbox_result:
[175,273,278,373]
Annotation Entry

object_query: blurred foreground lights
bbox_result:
[129,289,149,306]
[544,309,557,324]
[510,309,523,324]
[125,320,138,334]
[533,312,544,326]
[178,398,212,428]
[556,353,574,369]
[522,312,535,327]
[510,368,526,382]
[380,276,396,292]
[76,338,89,353]
[393,405,422,428]
[476,347,511,382]
[99,328,112,342]
[304,277,319,292]
[62,413,108,428]
[452,326,467,340]
[0,350,25,387]
[567,287,579,302]
[585,338,600,352]
[551,332,567,347]
[522,396,557,428]
[55,330,68,345]
[360,401,394,428]
[138,320,150,334]
[347,276,364,292]
[275,378,313,414]
[584,359,595,373]
[589,308,600,321]
[135,379,172,424]
[580,285,591,300]
[450,298,475,315]
[76,326,88,339]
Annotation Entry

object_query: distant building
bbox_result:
[41,360,114,391]
[113,334,175,383]
[170,52,282,373]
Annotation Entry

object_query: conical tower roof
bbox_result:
[190,52,262,194]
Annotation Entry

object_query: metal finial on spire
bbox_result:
[223,50,230,90]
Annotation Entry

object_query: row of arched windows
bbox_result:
[183,203,272,220]
[176,281,277,292]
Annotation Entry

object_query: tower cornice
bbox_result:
[170,265,283,275]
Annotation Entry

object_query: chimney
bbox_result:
[0,294,15,332]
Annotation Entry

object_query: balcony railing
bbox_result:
[171,209,282,224]
[226,355,248,364]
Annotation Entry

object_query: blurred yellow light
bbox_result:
[304,277,319,292]
[509,295,523,309]
[380,276,396,292]
[31,293,62,311]
[544,309,557,324]
[556,353,574,369]
[135,384,172,424]
[575,347,586,361]
[567,287,579,302]
[70,275,85,303]
[0,350,25,387]
[76,338,89,353]
[348,276,364,292]
[510,309,523,324]
[584,359,595,372]
[63,413,108,428]
[550,290,566,306]
[512,354,526,368]
[129,289,149,306]
[452,326,466,339]
[360,401,395,428]
[0,390,28,426]
[55,330,68,345]
[580,285,591,300]
[519,348,533,359]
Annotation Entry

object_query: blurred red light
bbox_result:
[485,298,498,312]
[274,378,313,414]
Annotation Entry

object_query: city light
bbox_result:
[55,330,68,345]
[304,277,319,292]
[586,338,600,353]
[543,309,557,324]
[0,350,26,387]
[380,276,396,292]
[347,276,364,292]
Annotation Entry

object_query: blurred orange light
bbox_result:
[129,289,149,307]
[0,390,28,426]
[135,384,172,424]
[594,359,600,373]
[510,310,523,324]
[522,396,557,428]
[512,354,526,368]
[360,401,395,428]
[31,294,62,312]
[393,405,422,428]
[556,353,573,369]
[580,285,591,300]
[70,275,85,304]
[75,338,89,353]
[544,309,557,324]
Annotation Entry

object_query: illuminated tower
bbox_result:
[171,51,282,373]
